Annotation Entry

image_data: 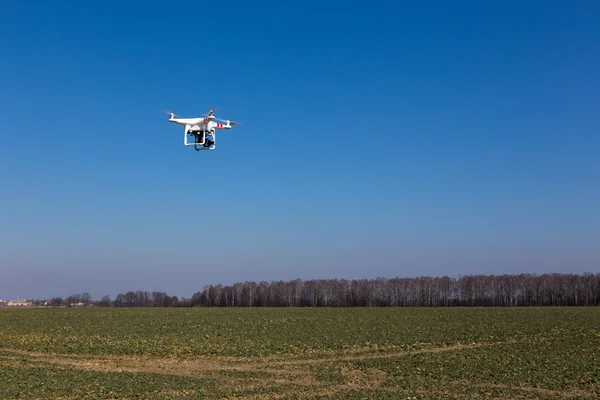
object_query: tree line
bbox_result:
[36,272,600,308]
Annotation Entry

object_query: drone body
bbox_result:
[163,108,241,152]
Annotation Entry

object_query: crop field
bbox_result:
[0,307,598,399]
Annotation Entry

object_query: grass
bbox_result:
[0,307,598,399]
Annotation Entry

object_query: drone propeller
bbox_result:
[202,106,220,117]
[161,109,177,117]
[215,118,241,126]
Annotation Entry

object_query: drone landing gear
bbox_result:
[185,130,215,152]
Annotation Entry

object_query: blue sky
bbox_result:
[1,1,599,300]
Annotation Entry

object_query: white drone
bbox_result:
[162,108,241,151]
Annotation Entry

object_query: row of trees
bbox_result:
[42,272,600,308]
[42,291,182,308]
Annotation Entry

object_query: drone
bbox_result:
[162,108,241,151]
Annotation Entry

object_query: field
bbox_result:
[0,307,598,399]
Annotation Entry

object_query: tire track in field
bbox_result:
[254,342,498,366]
[0,342,502,396]
[0,341,496,373]
[0,340,596,399]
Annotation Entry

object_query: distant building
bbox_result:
[7,300,32,307]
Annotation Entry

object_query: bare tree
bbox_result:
[98,295,111,307]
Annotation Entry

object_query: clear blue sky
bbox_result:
[1,1,599,300]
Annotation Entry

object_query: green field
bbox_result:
[0,307,598,399]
